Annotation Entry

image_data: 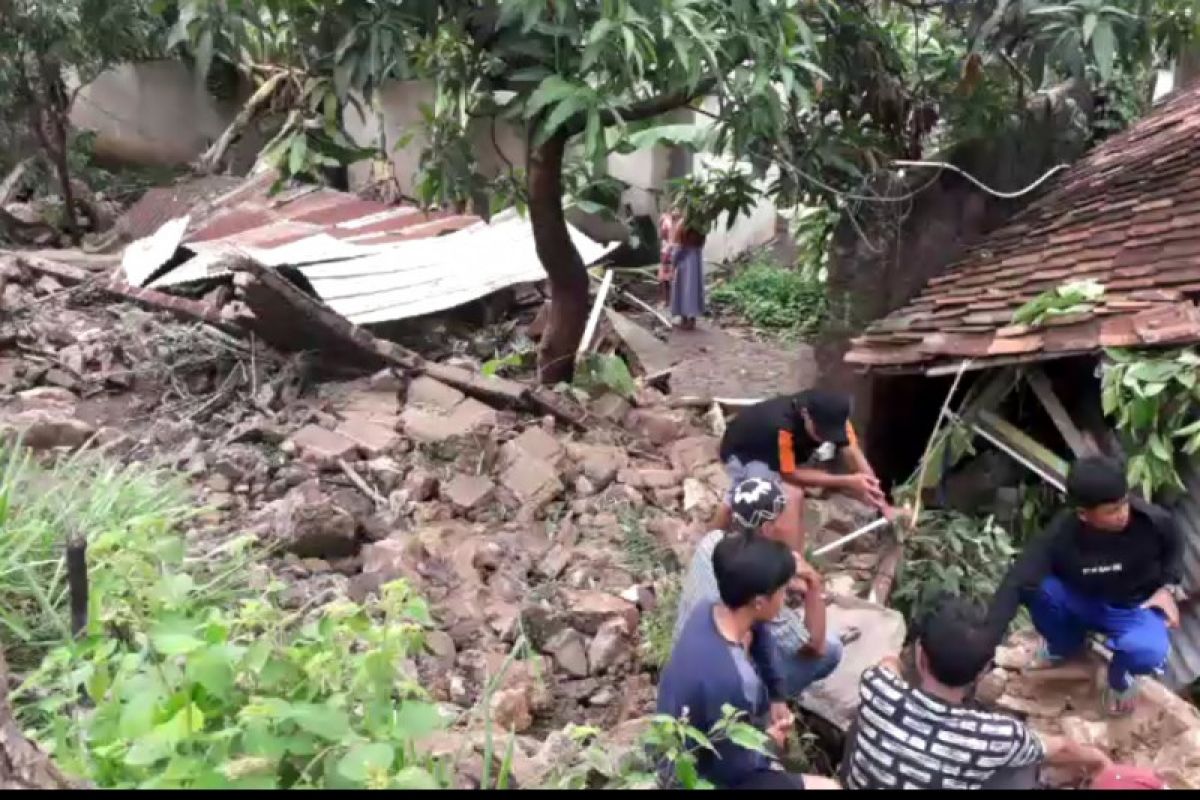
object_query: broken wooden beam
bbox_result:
[579,268,614,354]
[972,408,1068,490]
[1025,367,1091,457]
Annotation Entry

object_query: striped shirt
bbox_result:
[674,530,809,653]
[846,666,1045,790]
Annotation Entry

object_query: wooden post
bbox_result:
[1024,367,1091,457]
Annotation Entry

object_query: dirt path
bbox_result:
[664,321,817,399]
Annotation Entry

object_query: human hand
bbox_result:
[789,554,821,593]
[843,473,885,506]
[767,705,795,749]
[1143,587,1181,629]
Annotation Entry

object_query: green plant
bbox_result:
[667,168,762,234]
[573,352,637,400]
[19,575,449,790]
[0,445,195,670]
[1102,346,1200,498]
[1011,279,1105,327]
[553,706,772,790]
[891,510,1017,624]
[639,575,681,671]
[710,256,828,337]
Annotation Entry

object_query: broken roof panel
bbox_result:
[846,82,1200,374]
[125,173,617,325]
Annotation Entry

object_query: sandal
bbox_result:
[1103,683,1139,717]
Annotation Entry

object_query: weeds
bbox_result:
[0,445,195,670]
[640,575,681,670]
[710,256,827,337]
[890,510,1017,625]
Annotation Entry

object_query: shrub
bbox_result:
[710,259,827,337]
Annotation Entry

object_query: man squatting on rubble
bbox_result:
[842,595,1112,790]
[656,529,841,790]
[714,389,893,549]
[985,455,1185,716]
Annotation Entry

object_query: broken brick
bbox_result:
[335,416,400,456]
[407,375,465,411]
[501,426,564,467]
[501,453,564,508]
[288,424,358,461]
[443,474,495,511]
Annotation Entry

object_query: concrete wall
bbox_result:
[342,80,527,199]
[70,60,240,166]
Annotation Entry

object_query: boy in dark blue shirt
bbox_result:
[656,533,840,790]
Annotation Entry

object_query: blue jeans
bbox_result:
[1026,575,1169,692]
[776,636,844,699]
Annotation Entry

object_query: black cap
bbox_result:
[730,477,786,533]
[800,390,851,446]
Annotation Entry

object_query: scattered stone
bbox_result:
[995,693,1066,718]
[626,408,686,445]
[668,436,720,474]
[682,478,717,516]
[591,392,630,423]
[574,475,596,496]
[568,443,627,488]
[537,545,571,580]
[589,688,615,706]
[620,584,656,611]
[0,409,95,450]
[401,407,468,444]
[501,454,564,508]
[502,426,565,467]
[564,589,639,636]
[544,629,590,678]
[404,467,440,501]
[634,468,679,489]
[993,644,1031,670]
[365,456,405,493]
[448,397,500,432]
[587,617,631,675]
[407,375,465,410]
[272,481,359,559]
[824,572,858,598]
[443,474,496,512]
[367,368,404,392]
[490,687,533,733]
[335,416,401,456]
[288,424,358,461]
[425,630,458,662]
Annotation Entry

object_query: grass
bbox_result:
[709,256,828,338]
[0,444,196,670]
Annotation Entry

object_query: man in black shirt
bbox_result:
[714,389,891,548]
[986,456,1185,716]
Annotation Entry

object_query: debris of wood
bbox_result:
[1025,368,1091,457]
[579,269,614,355]
[604,308,674,376]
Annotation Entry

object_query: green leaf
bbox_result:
[289,703,351,741]
[119,692,160,740]
[1091,20,1116,81]
[288,136,309,176]
[394,701,444,740]
[1082,12,1098,42]
[392,766,440,789]
[151,628,204,657]
[525,75,577,118]
[337,742,395,783]
[186,645,236,699]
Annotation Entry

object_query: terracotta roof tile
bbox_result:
[847,81,1200,371]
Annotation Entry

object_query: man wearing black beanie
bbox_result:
[985,456,1184,716]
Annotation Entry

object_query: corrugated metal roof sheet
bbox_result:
[1166,462,1200,689]
[124,173,616,324]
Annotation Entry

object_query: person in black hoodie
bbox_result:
[986,456,1185,716]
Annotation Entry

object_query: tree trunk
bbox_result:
[196,70,289,174]
[0,648,81,789]
[528,132,589,385]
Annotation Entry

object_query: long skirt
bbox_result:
[670,245,705,319]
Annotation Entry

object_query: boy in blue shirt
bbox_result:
[656,533,840,790]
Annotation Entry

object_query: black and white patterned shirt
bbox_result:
[846,666,1046,790]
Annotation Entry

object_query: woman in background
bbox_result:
[671,220,706,331]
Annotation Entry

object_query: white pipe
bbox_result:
[812,517,891,558]
[578,268,614,355]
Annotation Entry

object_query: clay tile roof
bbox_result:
[846,83,1200,373]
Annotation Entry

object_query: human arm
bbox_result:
[983,514,1063,642]
[748,622,787,704]
[840,423,890,513]
[1039,734,1112,777]
[793,562,828,657]
[1141,505,1185,627]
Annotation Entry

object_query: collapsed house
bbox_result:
[846,80,1200,692]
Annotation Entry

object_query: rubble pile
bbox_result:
[0,252,890,787]
[979,632,1200,789]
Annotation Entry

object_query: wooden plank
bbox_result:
[578,268,614,355]
[604,307,675,376]
[973,409,1068,490]
[1024,367,1091,457]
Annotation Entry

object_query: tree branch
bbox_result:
[561,77,719,137]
